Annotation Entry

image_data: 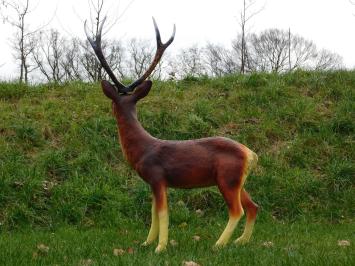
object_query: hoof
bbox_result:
[155,244,167,253]
[141,241,151,246]
[235,236,250,245]
[213,241,227,250]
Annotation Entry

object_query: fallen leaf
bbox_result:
[42,180,56,191]
[193,235,201,241]
[178,222,188,228]
[245,117,260,124]
[177,200,185,206]
[12,181,24,188]
[262,241,274,248]
[79,259,93,266]
[170,239,178,246]
[37,243,49,253]
[338,240,350,247]
[182,261,201,266]
[113,248,125,256]
[127,247,134,254]
[195,209,204,217]
[82,217,95,227]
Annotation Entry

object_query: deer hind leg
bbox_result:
[235,151,259,245]
[215,172,245,247]
[151,183,169,253]
[142,195,159,246]
[235,189,258,245]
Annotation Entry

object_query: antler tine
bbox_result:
[153,17,162,46]
[126,17,176,91]
[84,17,130,93]
[153,17,176,48]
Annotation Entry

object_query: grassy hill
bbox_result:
[0,71,353,265]
[0,70,354,229]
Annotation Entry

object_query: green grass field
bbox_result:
[0,71,354,265]
[0,221,353,265]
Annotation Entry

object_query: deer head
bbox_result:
[84,17,175,114]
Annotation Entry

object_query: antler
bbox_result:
[84,17,176,94]
[84,17,128,93]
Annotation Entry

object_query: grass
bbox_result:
[0,71,354,264]
[0,220,353,266]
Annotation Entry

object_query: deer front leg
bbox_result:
[142,195,159,246]
[152,183,169,253]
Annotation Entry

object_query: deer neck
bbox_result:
[113,105,155,167]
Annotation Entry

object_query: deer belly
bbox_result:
[165,165,216,189]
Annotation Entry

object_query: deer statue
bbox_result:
[85,17,259,253]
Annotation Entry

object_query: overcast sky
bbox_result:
[0,0,354,80]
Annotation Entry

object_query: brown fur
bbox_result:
[102,79,259,246]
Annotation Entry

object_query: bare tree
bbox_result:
[83,0,130,82]
[80,38,126,82]
[80,39,103,81]
[204,43,238,76]
[106,40,126,79]
[289,34,317,70]
[245,28,343,72]
[175,45,206,78]
[288,28,291,71]
[249,29,289,72]
[82,0,106,81]
[314,49,343,70]
[31,29,66,83]
[238,0,264,74]
[247,29,319,73]
[1,0,40,83]
[61,38,83,81]
[232,35,254,72]
[126,38,153,78]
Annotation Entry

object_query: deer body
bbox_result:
[113,95,249,188]
[86,18,259,253]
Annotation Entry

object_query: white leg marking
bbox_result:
[155,210,169,253]
[142,196,159,246]
[215,213,243,247]
[235,219,255,245]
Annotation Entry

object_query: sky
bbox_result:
[0,0,354,80]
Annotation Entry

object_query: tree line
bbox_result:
[8,27,344,83]
[0,0,344,84]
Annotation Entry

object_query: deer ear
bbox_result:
[132,80,152,102]
[101,80,119,103]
